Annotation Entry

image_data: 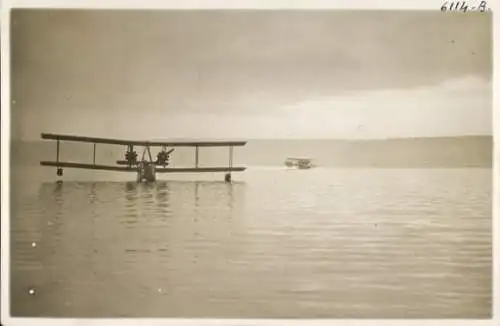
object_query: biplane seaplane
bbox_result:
[39,133,247,182]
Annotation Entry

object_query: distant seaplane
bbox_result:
[39,133,247,182]
[284,157,314,169]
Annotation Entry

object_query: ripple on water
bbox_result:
[10,169,492,318]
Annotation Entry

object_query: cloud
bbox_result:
[437,75,490,91]
[130,74,490,140]
[268,75,492,139]
[19,75,491,140]
[34,76,492,139]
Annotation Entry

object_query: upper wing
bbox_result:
[41,133,247,147]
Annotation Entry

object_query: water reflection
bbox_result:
[125,181,138,198]
[22,172,493,318]
[155,182,171,214]
[189,180,243,212]
[88,182,97,204]
[38,182,64,236]
[123,182,140,227]
[195,181,200,209]
[227,182,234,210]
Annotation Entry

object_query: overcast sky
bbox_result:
[11,10,492,140]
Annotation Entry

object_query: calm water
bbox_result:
[10,166,492,318]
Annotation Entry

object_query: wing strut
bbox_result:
[229,146,233,168]
[225,145,234,183]
[56,139,60,164]
[56,139,63,177]
[195,146,199,168]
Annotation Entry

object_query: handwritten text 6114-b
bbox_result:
[441,1,491,11]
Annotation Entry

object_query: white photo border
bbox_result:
[1,1,498,326]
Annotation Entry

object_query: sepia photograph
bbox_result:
[6,8,493,319]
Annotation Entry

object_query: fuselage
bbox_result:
[137,161,156,182]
